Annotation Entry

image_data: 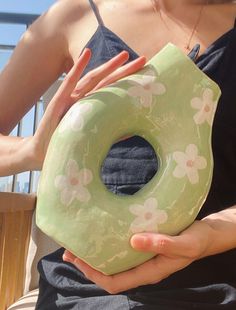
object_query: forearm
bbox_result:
[201,206,236,257]
[0,134,38,176]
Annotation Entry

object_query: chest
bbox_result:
[67,2,236,62]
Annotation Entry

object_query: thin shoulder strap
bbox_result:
[88,0,104,26]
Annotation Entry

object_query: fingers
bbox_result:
[71,52,146,99]
[62,243,192,294]
[71,50,129,99]
[42,48,92,121]
[69,254,190,294]
[92,55,146,91]
[63,250,77,263]
[51,50,145,119]
[53,48,92,102]
[63,250,145,293]
[62,250,166,293]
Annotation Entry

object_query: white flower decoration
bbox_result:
[173,144,207,184]
[55,159,93,206]
[58,102,92,133]
[191,88,217,126]
[127,69,166,108]
[129,198,168,234]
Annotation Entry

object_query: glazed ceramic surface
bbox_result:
[36,44,221,275]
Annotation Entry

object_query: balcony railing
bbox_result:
[0,12,42,193]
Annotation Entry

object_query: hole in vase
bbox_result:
[100,135,159,196]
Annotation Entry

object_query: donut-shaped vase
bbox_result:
[36,44,221,275]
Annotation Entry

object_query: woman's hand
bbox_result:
[63,220,214,294]
[29,49,146,170]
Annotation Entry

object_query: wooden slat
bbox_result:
[0,193,35,310]
[0,192,36,212]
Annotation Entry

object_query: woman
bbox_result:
[1,0,236,309]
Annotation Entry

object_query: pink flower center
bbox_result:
[204,104,210,112]
[186,160,194,168]
[144,212,153,220]
[143,84,151,91]
[70,177,79,186]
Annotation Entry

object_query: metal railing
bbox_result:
[0,12,41,193]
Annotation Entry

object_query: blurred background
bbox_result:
[0,0,56,193]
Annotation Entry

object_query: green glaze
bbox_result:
[36,44,221,275]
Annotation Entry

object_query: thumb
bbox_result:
[130,232,194,258]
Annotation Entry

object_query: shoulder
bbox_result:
[213,2,236,19]
[27,0,90,38]
[203,2,236,37]
[20,0,94,72]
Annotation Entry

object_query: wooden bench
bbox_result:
[0,192,36,310]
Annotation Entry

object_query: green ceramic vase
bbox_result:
[36,44,221,275]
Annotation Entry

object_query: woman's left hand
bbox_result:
[63,220,213,294]
[30,50,146,170]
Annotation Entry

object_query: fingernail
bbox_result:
[82,48,91,57]
[63,256,74,263]
[131,235,148,248]
[137,236,148,245]
[71,89,81,97]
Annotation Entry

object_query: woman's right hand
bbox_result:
[28,49,146,171]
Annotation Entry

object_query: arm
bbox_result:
[0,2,72,135]
[0,51,146,177]
[64,206,236,294]
[0,0,146,177]
[0,1,72,175]
[0,7,147,177]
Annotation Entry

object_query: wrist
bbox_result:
[22,136,44,171]
[194,219,216,259]
[200,208,236,257]
[10,136,43,173]
[180,220,215,260]
[0,135,38,176]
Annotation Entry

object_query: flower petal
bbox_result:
[193,110,207,124]
[156,210,168,224]
[80,102,92,113]
[129,204,144,216]
[78,168,93,185]
[173,151,188,168]
[151,82,166,95]
[191,97,203,110]
[195,156,207,170]
[186,144,198,160]
[187,168,199,184]
[141,74,156,85]
[76,186,91,202]
[173,165,186,179]
[71,114,84,131]
[206,104,217,126]
[61,188,74,206]
[127,86,144,98]
[144,197,158,211]
[130,219,158,234]
[55,175,67,190]
[203,88,214,102]
[66,159,79,178]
